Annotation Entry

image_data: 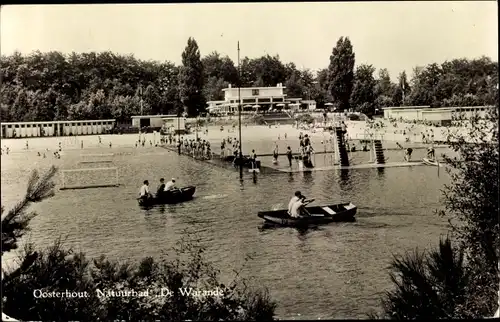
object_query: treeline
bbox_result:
[0,37,497,122]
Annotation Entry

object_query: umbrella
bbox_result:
[325,103,334,106]
[244,104,253,108]
[276,103,285,107]
[253,105,261,108]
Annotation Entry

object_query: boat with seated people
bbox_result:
[138,186,196,206]
[257,202,357,227]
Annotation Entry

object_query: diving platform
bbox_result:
[161,144,438,175]
[268,161,426,173]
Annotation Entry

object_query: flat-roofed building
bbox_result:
[206,83,316,115]
[0,119,116,138]
[383,105,492,125]
[131,114,178,128]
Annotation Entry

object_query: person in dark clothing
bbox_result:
[157,178,165,197]
[286,146,293,167]
[405,147,413,161]
[250,149,257,169]
[304,134,310,146]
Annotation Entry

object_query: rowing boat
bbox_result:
[138,186,196,207]
[257,202,357,227]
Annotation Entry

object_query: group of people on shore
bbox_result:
[298,133,315,168]
[174,137,212,160]
[220,136,240,159]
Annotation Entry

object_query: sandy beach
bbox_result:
[0,120,457,155]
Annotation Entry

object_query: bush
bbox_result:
[375,238,470,319]
[250,114,266,125]
[295,113,314,124]
[348,114,360,121]
[2,235,276,321]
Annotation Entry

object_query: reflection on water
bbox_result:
[302,170,313,184]
[0,146,451,319]
[339,169,351,189]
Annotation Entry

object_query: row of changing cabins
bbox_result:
[0,120,116,138]
[0,115,184,138]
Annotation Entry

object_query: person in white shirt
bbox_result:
[288,191,302,215]
[164,178,177,191]
[139,180,151,200]
[290,197,306,218]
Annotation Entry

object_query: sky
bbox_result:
[0,2,497,80]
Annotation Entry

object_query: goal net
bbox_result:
[79,153,115,164]
[60,167,119,190]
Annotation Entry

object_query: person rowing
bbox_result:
[164,178,177,192]
[288,191,315,218]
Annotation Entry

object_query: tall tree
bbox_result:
[350,64,377,115]
[285,71,305,98]
[239,57,258,87]
[375,68,396,108]
[203,76,228,101]
[394,71,411,106]
[327,37,355,111]
[254,54,287,87]
[178,37,205,116]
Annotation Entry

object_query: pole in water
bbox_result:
[237,40,243,181]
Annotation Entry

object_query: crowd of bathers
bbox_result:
[172,137,212,160]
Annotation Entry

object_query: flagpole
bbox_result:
[238,41,243,182]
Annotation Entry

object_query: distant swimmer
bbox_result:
[109,142,112,148]
[25,141,29,150]
[98,136,102,144]
[427,146,435,160]
[404,148,413,162]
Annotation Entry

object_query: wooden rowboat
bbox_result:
[257,202,357,227]
[138,186,196,207]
